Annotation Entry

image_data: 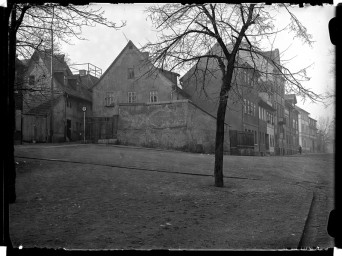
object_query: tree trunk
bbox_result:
[214,94,228,187]
[214,73,231,187]
[8,5,17,204]
[1,4,14,248]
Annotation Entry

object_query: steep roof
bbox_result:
[25,96,62,116]
[91,40,183,92]
[91,40,136,90]
[54,73,92,102]
[29,49,72,76]
[180,42,280,83]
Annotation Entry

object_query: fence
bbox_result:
[229,130,255,156]
[22,114,48,142]
[85,115,118,142]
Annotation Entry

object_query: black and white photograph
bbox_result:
[2,2,336,250]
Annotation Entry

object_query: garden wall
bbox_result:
[117,100,230,154]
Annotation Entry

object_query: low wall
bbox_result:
[117,100,230,154]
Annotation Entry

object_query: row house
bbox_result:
[18,50,98,143]
[295,105,317,153]
[181,43,291,156]
[284,94,300,154]
[309,117,318,152]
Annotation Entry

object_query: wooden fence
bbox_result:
[85,115,118,142]
[229,130,255,156]
[22,114,48,142]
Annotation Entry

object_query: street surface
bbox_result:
[10,143,334,249]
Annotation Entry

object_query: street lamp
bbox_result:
[82,106,86,143]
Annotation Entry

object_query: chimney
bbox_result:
[79,69,87,76]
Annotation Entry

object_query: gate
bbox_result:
[22,114,48,142]
[86,115,118,142]
[229,130,254,155]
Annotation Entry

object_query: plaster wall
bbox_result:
[116,100,229,154]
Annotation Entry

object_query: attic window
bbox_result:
[105,92,115,106]
[127,68,134,79]
[150,91,158,103]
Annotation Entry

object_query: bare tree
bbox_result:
[323,48,335,108]
[6,3,125,204]
[143,3,321,187]
[11,3,125,92]
[317,116,334,153]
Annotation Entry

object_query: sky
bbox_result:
[60,3,336,122]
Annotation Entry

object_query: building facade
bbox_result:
[296,106,317,153]
[308,117,318,152]
[19,50,97,142]
[91,41,189,118]
[181,44,291,156]
[284,94,300,154]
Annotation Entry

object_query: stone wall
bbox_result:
[117,100,230,154]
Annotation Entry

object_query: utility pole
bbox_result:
[82,106,86,143]
[49,6,54,143]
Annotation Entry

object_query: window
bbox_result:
[244,99,247,114]
[250,102,255,115]
[29,75,35,85]
[128,92,137,103]
[254,130,257,144]
[245,100,255,116]
[105,92,115,106]
[128,68,134,79]
[150,91,158,103]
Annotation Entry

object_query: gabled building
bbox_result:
[91,40,189,118]
[180,43,284,155]
[20,50,96,142]
[89,41,225,153]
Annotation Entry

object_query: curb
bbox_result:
[297,190,315,249]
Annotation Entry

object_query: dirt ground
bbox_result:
[10,144,334,250]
